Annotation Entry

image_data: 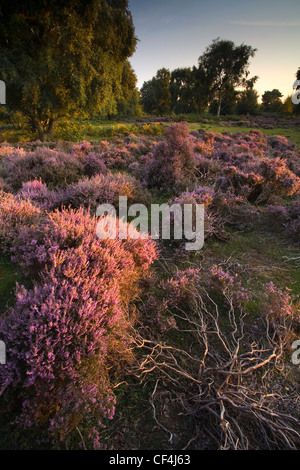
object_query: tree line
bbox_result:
[0,2,299,141]
[140,39,300,117]
[0,0,141,140]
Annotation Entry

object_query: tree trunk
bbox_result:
[217,90,222,118]
[33,119,44,141]
[46,117,56,137]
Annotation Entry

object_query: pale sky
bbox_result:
[129,0,300,101]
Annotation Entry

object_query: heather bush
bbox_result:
[101,146,136,170]
[194,154,222,183]
[0,190,42,253]
[161,264,251,313]
[264,282,299,323]
[256,157,300,202]
[80,152,107,178]
[70,140,92,156]
[4,147,84,190]
[143,123,197,192]
[166,187,228,246]
[17,180,58,211]
[214,166,264,203]
[0,206,158,448]
[214,158,300,205]
[60,172,148,212]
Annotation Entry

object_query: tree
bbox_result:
[170,67,194,114]
[140,68,171,115]
[198,38,257,117]
[0,1,137,140]
[282,95,294,115]
[140,78,158,114]
[117,61,142,117]
[236,77,260,115]
[262,89,283,113]
[209,83,239,115]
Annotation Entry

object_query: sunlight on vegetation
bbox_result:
[0,0,299,452]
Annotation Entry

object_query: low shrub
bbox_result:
[0,207,158,448]
[4,148,84,190]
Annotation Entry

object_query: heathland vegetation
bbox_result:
[0,0,299,450]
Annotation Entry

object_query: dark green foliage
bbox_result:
[141,38,257,117]
[198,38,257,117]
[140,68,171,115]
[0,1,137,139]
[236,78,260,115]
[116,61,142,117]
[262,89,283,113]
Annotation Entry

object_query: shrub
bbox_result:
[257,158,300,199]
[161,264,250,312]
[101,147,136,170]
[0,207,158,448]
[60,172,148,212]
[17,180,58,211]
[143,123,197,192]
[264,282,298,322]
[0,190,41,253]
[80,152,107,178]
[4,147,84,190]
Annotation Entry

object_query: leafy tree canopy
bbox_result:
[0,0,137,139]
[262,89,283,113]
[198,38,257,117]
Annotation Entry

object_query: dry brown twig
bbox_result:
[129,287,300,450]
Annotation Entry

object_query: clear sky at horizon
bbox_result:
[128,0,300,101]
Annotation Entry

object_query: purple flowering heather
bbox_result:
[143,122,197,192]
[4,147,84,190]
[0,206,158,447]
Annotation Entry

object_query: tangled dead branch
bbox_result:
[130,288,300,450]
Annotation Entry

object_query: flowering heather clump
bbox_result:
[166,187,227,244]
[257,157,300,200]
[214,156,300,205]
[214,166,264,203]
[0,144,17,158]
[17,180,58,211]
[264,282,298,322]
[208,264,251,306]
[80,152,107,177]
[60,172,147,212]
[143,122,197,192]
[160,265,250,314]
[194,154,222,183]
[0,190,41,253]
[3,147,84,190]
[70,140,92,156]
[171,186,215,208]
[194,132,215,156]
[101,146,136,170]
[267,135,296,153]
[161,267,202,310]
[0,206,158,447]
